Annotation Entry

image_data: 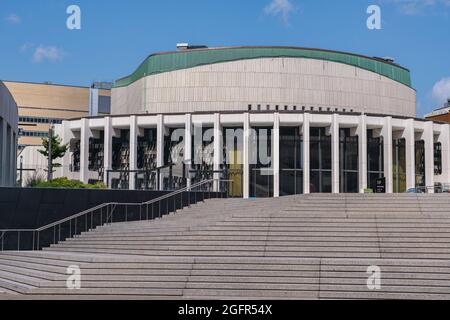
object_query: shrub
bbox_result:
[35,177,107,189]
[24,171,46,187]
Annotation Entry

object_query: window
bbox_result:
[250,127,273,198]
[393,138,407,193]
[280,127,303,196]
[19,116,63,124]
[339,128,359,193]
[20,131,49,137]
[367,129,384,191]
[310,127,332,193]
[435,143,442,175]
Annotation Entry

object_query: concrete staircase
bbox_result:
[1,194,450,299]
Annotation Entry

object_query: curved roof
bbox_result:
[114,46,412,88]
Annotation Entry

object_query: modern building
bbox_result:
[2,81,111,185]
[54,46,450,197]
[3,80,111,148]
[426,99,450,124]
[0,81,18,187]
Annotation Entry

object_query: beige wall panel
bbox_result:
[4,82,89,111]
[111,57,416,117]
[19,108,87,119]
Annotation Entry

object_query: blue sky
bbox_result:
[0,0,449,116]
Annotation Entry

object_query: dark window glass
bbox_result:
[250,127,273,197]
[415,140,425,188]
[367,130,384,191]
[279,127,303,196]
[339,128,359,193]
[434,142,442,175]
[393,138,406,193]
[310,127,332,193]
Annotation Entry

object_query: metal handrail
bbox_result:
[0,178,233,251]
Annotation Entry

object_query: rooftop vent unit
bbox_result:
[373,56,395,63]
[176,43,208,51]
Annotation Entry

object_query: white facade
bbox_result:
[56,111,450,198]
[112,57,416,118]
[0,81,18,187]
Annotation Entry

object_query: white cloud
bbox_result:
[384,0,450,15]
[5,14,21,24]
[264,0,295,23]
[32,45,66,63]
[432,78,450,104]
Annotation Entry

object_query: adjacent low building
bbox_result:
[426,99,450,124]
[3,81,112,148]
[53,45,449,197]
[2,81,111,185]
[0,81,18,187]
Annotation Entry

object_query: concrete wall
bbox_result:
[0,81,18,187]
[112,57,416,118]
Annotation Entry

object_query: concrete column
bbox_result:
[358,115,367,193]
[303,113,311,194]
[273,113,280,198]
[243,113,250,199]
[129,115,138,190]
[157,114,165,190]
[382,117,393,193]
[404,119,416,190]
[103,117,113,186]
[438,124,450,183]
[424,121,435,192]
[1,119,7,185]
[80,118,92,184]
[213,113,222,192]
[185,114,192,189]
[331,114,340,194]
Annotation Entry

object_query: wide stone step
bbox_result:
[30,287,183,296]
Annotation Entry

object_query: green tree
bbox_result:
[38,134,69,169]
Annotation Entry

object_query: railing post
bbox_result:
[17,231,20,251]
[37,231,40,250]
[32,231,35,251]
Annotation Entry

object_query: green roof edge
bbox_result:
[114,46,412,88]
